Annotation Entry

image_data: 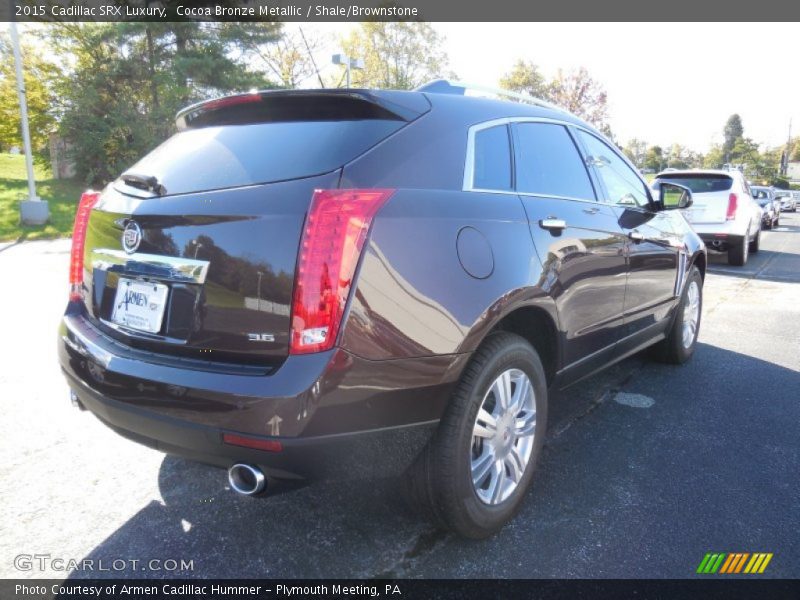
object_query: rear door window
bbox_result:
[471,125,512,191]
[513,123,596,200]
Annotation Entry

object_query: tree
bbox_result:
[498,60,549,98]
[623,138,648,168]
[548,67,609,130]
[240,26,328,89]
[790,138,800,162]
[722,114,744,160]
[339,23,451,90]
[0,32,59,153]
[499,62,609,131]
[703,144,725,169]
[644,145,665,173]
[47,22,279,184]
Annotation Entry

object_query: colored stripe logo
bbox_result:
[697,552,773,574]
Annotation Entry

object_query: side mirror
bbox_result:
[658,182,693,210]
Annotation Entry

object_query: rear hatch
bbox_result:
[655,173,734,225]
[78,90,429,367]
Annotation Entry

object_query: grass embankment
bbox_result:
[0,153,85,242]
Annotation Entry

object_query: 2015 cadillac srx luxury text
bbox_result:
[58,81,706,538]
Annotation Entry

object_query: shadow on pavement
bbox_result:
[67,343,800,579]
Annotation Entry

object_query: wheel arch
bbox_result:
[691,250,707,281]
[460,295,561,388]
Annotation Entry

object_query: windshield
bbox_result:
[751,188,772,200]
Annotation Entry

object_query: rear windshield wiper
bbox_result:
[121,173,167,196]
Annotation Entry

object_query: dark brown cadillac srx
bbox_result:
[59,80,705,538]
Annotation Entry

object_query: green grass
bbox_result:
[0,153,86,242]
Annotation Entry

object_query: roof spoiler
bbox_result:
[175,89,431,130]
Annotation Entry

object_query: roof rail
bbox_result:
[416,79,571,116]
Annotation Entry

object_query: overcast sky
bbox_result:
[311,22,800,153]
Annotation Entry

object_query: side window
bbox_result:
[472,125,512,191]
[514,123,596,200]
[577,131,650,207]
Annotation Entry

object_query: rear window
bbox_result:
[657,175,733,193]
[118,119,404,196]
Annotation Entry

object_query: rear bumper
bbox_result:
[697,232,745,252]
[59,312,468,481]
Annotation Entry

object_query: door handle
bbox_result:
[583,207,600,215]
[539,218,567,232]
[628,230,646,243]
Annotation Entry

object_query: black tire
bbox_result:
[402,332,548,539]
[749,228,761,253]
[651,266,703,364]
[774,217,780,228]
[727,232,748,266]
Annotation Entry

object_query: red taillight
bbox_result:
[726,193,738,220]
[290,188,395,355]
[223,433,283,453]
[69,191,100,301]
[200,93,261,112]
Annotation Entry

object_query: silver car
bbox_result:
[774,189,797,212]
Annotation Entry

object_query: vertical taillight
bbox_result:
[69,191,100,301]
[290,188,394,355]
[726,193,738,221]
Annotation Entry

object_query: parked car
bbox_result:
[774,189,797,212]
[652,169,761,265]
[751,186,780,228]
[58,81,706,538]
[753,193,778,229]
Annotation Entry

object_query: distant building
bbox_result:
[788,161,800,184]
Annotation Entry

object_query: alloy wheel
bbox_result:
[471,368,536,505]
[682,280,701,349]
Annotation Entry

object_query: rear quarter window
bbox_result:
[471,125,512,191]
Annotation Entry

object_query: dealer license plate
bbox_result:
[111,278,169,334]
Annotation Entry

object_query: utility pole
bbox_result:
[10,21,49,225]
[783,119,792,177]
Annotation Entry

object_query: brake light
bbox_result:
[200,93,261,112]
[290,189,395,354]
[726,193,738,220]
[69,191,100,301]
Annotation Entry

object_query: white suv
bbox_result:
[652,169,762,266]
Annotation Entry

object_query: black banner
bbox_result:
[3,579,800,600]
[3,0,800,22]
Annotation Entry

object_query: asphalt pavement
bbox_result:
[1,212,798,579]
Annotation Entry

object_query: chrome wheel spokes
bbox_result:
[682,280,701,349]
[471,368,536,505]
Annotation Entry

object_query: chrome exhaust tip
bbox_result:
[70,390,85,411]
[227,464,266,496]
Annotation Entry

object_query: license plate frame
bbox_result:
[110,278,169,334]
